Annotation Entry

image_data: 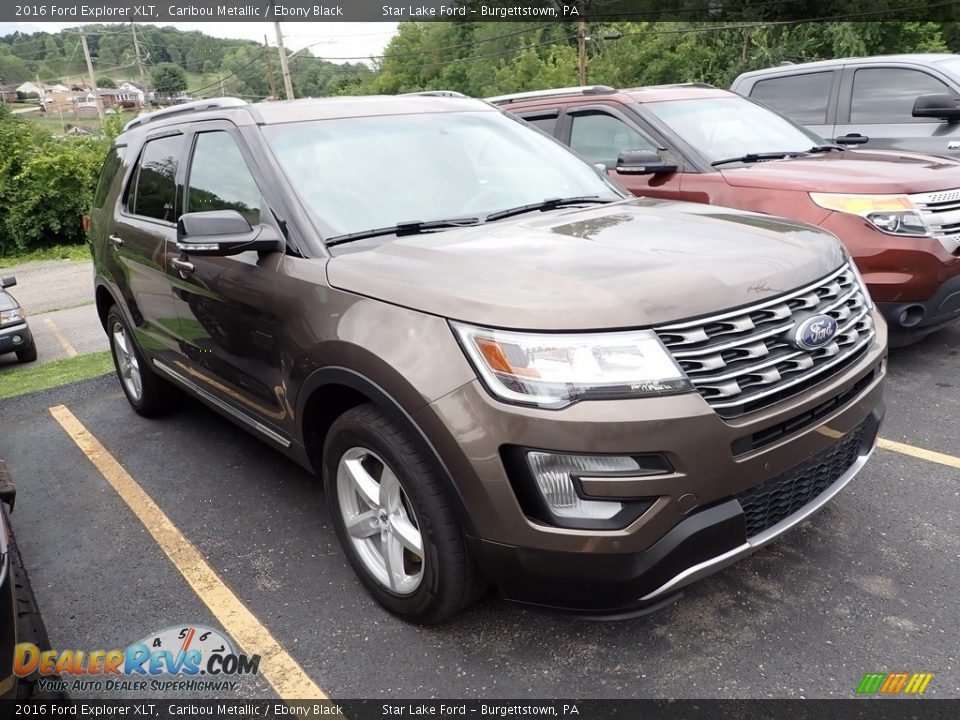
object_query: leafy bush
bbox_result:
[0,105,108,255]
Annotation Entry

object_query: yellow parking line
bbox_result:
[42,317,78,357]
[49,405,327,701]
[819,426,960,469]
[877,438,960,470]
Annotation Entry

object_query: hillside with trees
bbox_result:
[2,21,959,103]
[0,24,371,99]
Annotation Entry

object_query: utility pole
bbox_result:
[131,22,148,92]
[577,2,587,85]
[274,22,294,100]
[80,32,105,128]
[219,74,226,97]
[264,34,277,99]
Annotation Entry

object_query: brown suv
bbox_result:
[89,95,886,623]
[492,84,960,344]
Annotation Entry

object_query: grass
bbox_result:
[0,244,90,268]
[0,351,114,400]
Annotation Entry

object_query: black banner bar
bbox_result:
[2,700,959,720]
[4,0,960,24]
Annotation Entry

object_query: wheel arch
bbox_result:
[297,366,477,536]
[94,281,118,332]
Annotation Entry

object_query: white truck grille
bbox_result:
[911,188,960,255]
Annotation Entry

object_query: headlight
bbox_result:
[810,193,930,237]
[451,322,691,409]
[0,308,23,326]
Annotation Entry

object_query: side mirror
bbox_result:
[1,276,15,289]
[176,210,284,257]
[912,93,960,122]
[615,149,677,176]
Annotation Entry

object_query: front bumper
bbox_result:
[413,309,887,614]
[876,271,960,335]
[818,212,960,332]
[0,322,33,355]
[468,407,882,615]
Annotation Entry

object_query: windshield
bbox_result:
[645,96,826,164]
[263,111,623,238]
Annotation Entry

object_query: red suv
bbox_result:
[491,84,960,344]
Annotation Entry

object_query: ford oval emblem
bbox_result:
[794,314,839,351]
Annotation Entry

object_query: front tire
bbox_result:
[15,344,37,363]
[323,403,486,624]
[107,306,178,417]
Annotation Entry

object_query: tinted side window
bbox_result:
[187,131,261,226]
[520,113,559,136]
[851,68,951,123]
[93,146,125,209]
[129,135,182,222]
[750,72,834,124]
[569,112,656,167]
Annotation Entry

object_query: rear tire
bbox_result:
[107,306,178,417]
[15,344,37,363]
[323,403,486,624]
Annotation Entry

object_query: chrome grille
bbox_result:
[911,188,960,255]
[654,265,875,418]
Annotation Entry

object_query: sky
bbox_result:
[0,21,399,63]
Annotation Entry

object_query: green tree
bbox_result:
[150,62,187,99]
[0,107,108,254]
[97,76,116,88]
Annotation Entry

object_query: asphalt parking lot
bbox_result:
[1,309,957,700]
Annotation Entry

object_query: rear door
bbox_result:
[743,69,840,141]
[166,121,291,441]
[110,131,185,352]
[834,64,960,156]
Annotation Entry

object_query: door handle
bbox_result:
[834,133,869,145]
[171,258,195,275]
[108,235,124,247]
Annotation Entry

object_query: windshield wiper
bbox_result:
[710,152,804,167]
[484,196,615,222]
[326,217,481,247]
[807,144,846,153]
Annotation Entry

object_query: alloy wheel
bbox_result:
[336,447,424,595]
[111,321,143,402]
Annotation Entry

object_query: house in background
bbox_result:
[118,81,146,104]
[16,81,45,97]
[0,86,18,102]
[99,88,142,107]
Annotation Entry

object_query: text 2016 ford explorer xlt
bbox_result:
[89,95,886,623]
[495,84,960,344]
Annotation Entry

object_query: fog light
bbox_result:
[12,335,22,344]
[526,452,641,520]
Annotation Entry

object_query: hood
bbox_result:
[326,198,845,330]
[721,150,960,194]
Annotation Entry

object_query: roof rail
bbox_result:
[486,85,616,104]
[123,97,248,132]
[402,90,469,98]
